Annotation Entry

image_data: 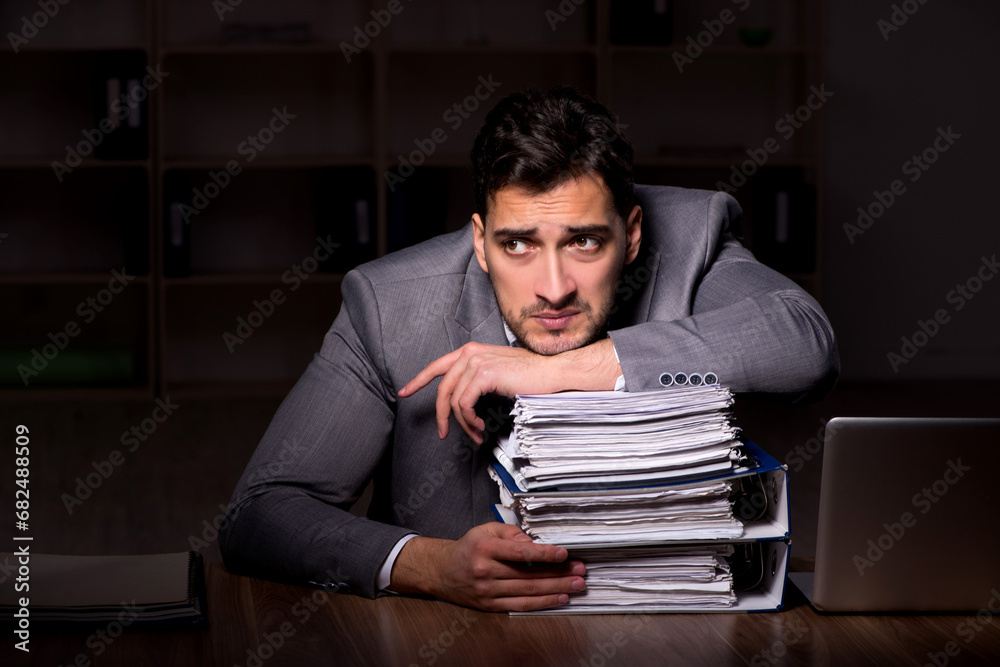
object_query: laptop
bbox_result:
[789,417,1000,612]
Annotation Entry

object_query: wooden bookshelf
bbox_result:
[1,0,824,399]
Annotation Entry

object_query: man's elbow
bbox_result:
[218,498,250,574]
[794,333,840,403]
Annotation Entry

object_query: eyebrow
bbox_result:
[491,223,614,237]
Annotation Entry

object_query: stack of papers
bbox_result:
[497,386,741,490]
[488,471,743,544]
[490,386,750,611]
[556,545,737,611]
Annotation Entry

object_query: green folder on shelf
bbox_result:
[0,345,136,386]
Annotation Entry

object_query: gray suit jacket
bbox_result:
[219,185,839,597]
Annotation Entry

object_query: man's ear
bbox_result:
[472,212,489,273]
[624,205,642,264]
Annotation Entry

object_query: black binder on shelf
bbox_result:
[92,51,148,161]
[315,167,376,273]
[750,168,816,274]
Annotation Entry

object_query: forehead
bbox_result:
[487,175,615,231]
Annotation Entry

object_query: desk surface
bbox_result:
[9,561,1000,667]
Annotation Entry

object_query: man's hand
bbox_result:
[388,523,585,612]
[398,338,621,444]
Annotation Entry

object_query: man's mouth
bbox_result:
[533,310,580,331]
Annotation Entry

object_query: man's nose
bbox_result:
[534,251,576,307]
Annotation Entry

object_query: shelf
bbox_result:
[386,52,595,160]
[635,156,816,168]
[161,43,346,56]
[161,0,369,48]
[0,44,150,54]
[162,281,340,388]
[0,274,150,286]
[0,386,154,402]
[164,380,297,400]
[383,2,593,46]
[0,51,151,162]
[161,52,374,161]
[0,158,150,169]
[163,156,373,170]
[609,45,816,56]
[4,0,823,399]
[386,43,597,54]
[0,0,147,51]
[164,273,343,287]
[384,154,472,168]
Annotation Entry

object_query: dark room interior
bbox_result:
[2,1,998,665]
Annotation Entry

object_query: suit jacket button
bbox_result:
[658,373,673,387]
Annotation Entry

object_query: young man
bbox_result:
[220,87,838,612]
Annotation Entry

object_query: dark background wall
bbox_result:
[824,1,1000,380]
[0,1,996,566]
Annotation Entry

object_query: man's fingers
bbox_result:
[487,537,568,564]
[483,593,571,613]
[398,349,463,397]
[490,559,586,580]
[478,575,584,610]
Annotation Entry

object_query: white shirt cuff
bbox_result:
[376,533,419,592]
[610,339,625,391]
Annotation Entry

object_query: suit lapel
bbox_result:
[445,253,507,350]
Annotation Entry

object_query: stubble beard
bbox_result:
[489,266,623,357]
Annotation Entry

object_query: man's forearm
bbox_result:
[388,536,448,596]
[552,337,622,391]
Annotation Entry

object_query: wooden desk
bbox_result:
[9,561,1000,666]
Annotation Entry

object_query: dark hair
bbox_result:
[471,86,634,222]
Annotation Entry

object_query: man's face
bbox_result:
[472,174,642,356]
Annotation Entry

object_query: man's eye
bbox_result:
[572,236,600,250]
[503,239,528,253]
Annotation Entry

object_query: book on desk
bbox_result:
[0,551,208,627]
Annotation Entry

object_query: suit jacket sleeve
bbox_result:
[219,269,416,598]
[608,189,839,401]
